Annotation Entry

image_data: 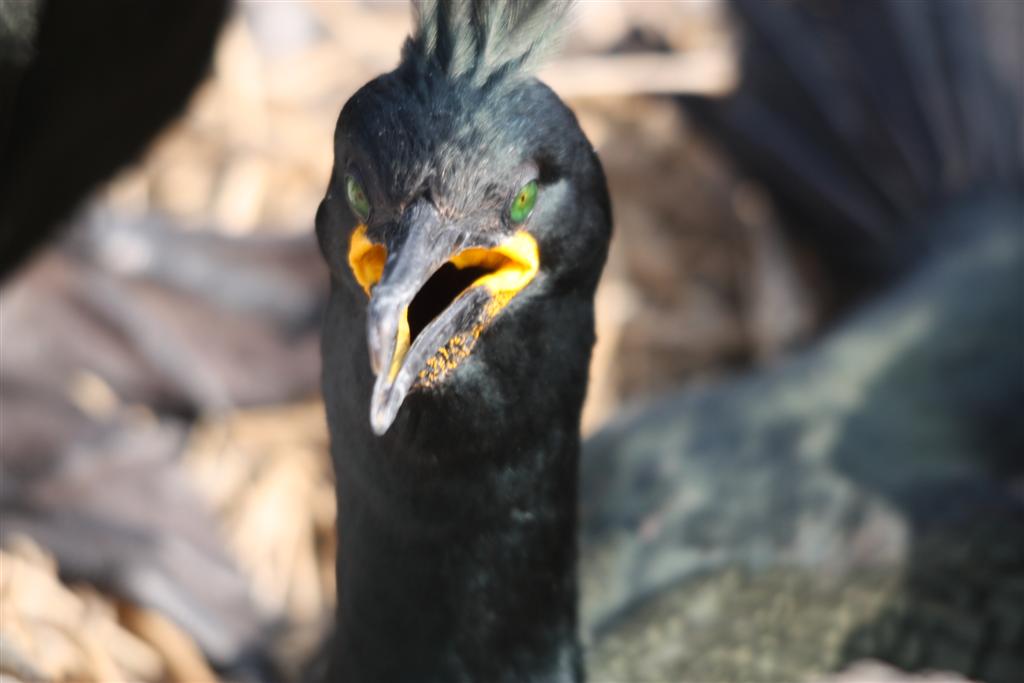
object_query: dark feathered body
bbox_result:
[583,195,1024,683]
[683,0,1022,299]
[581,1,1023,680]
[0,0,227,279]
[322,281,592,681]
[317,3,610,680]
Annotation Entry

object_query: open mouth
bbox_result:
[389,239,537,382]
[408,262,492,343]
[351,227,539,434]
[352,230,540,375]
[409,235,539,347]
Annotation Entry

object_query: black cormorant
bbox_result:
[315,1,609,681]
[6,0,1019,680]
[0,0,228,278]
[582,1,1023,681]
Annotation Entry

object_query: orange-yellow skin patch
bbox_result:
[449,231,539,297]
[347,224,386,295]
[418,232,539,387]
[346,225,540,387]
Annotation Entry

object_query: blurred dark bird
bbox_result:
[1,3,326,677]
[581,1,1024,681]
[683,0,1022,301]
[0,0,227,279]
[315,1,609,681]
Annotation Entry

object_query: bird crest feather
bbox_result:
[404,0,573,86]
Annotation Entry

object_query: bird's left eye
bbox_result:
[346,175,371,222]
[509,180,538,224]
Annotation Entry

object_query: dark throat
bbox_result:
[326,417,584,683]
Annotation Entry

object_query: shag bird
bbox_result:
[582,1,1023,681]
[7,0,1018,681]
[318,1,1023,681]
[0,0,227,278]
[315,1,609,681]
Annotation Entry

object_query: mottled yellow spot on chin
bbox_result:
[347,224,386,295]
[416,232,540,388]
[418,323,482,387]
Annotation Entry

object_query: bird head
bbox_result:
[317,0,610,438]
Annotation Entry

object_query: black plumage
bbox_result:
[582,1,1023,681]
[5,0,1018,680]
[0,0,227,279]
[682,0,1022,299]
[583,200,1024,681]
[316,1,609,681]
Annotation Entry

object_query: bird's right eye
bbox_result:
[509,180,538,224]
[345,175,371,222]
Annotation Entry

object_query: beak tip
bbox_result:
[369,381,401,436]
[370,404,396,436]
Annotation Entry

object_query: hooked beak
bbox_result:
[349,200,539,435]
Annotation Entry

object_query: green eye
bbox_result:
[509,180,538,224]
[345,175,371,222]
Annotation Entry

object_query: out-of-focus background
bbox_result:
[1,1,1021,682]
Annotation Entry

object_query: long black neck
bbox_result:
[321,285,592,683]
[329,430,581,682]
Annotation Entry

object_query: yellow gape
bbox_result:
[347,224,540,387]
[347,225,386,295]
[450,231,539,308]
[419,231,539,386]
